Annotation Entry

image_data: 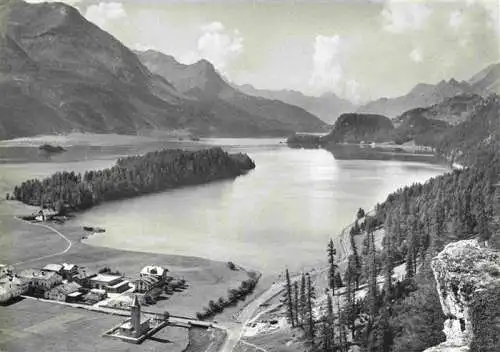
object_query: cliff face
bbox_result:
[424,240,500,352]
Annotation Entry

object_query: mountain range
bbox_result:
[0,0,325,140]
[357,63,499,117]
[0,0,497,141]
[136,50,326,136]
[236,85,356,124]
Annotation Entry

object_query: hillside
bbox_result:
[436,95,500,163]
[468,62,500,94]
[137,50,327,135]
[358,63,499,117]
[0,0,325,140]
[358,79,475,117]
[393,94,485,126]
[236,84,357,124]
[323,113,394,144]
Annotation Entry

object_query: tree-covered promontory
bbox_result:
[13,147,255,213]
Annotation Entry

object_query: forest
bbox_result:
[283,113,499,351]
[12,147,255,213]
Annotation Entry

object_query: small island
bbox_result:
[38,144,66,153]
[13,147,255,214]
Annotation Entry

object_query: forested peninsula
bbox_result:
[12,147,255,213]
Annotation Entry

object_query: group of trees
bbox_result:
[196,273,259,320]
[336,145,498,351]
[283,239,348,350]
[12,147,255,213]
[284,270,317,344]
[289,138,498,351]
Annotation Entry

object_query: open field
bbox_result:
[0,198,265,351]
[0,298,190,352]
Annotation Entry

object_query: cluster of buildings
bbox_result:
[0,265,29,303]
[0,262,171,306]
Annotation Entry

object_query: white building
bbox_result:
[0,275,29,303]
[140,265,168,281]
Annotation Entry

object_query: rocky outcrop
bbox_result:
[424,240,500,352]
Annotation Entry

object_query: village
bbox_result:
[0,260,204,344]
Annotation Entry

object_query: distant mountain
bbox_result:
[0,0,324,140]
[137,50,326,136]
[393,94,485,127]
[468,63,500,95]
[358,63,499,117]
[357,79,475,118]
[236,84,356,124]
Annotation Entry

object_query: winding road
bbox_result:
[13,218,72,266]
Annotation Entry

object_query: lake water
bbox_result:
[0,137,449,273]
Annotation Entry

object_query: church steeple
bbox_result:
[130,295,141,337]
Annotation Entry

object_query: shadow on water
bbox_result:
[323,144,444,164]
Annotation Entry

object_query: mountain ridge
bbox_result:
[0,0,325,140]
[357,64,499,117]
[136,49,327,135]
[236,83,357,124]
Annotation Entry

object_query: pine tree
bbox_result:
[337,297,349,352]
[349,231,361,290]
[431,202,446,254]
[306,274,316,344]
[383,234,394,305]
[293,281,299,327]
[344,266,357,340]
[367,223,378,327]
[327,239,337,294]
[285,269,295,327]
[477,196,492,245]
[320,294,335,352]
[299,273,307,328]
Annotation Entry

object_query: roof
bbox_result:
[107,280,130,289]
[135,276,161,285]
[140,265,167,276]
[90,274,122,283]
[62,263,77,271]
[67,291,83,298]
[43,264,63,272]
[19,269,61,280]
[73,268,97,279]
[90,289,106,295]
[47,282,81,295]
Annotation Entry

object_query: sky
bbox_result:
[25,0,500,103]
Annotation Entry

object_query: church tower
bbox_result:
[130,295,141,337]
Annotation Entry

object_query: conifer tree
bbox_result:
[299,273,307,328]
[306,274,316,344]
[285,269,295,327]
[349,231,361,289]
[293,280,299,327]
[477,196,492,244]
[337,296,349,352]
[327,239,337,294]
[367,221,378,327]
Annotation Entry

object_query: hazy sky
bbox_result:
[26,0,499,103]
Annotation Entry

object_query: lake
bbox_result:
[0,136,449,273]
